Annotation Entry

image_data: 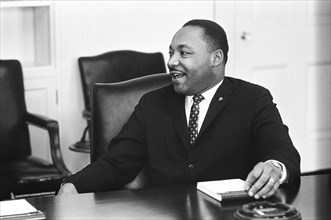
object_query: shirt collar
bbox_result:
[186,79,224,104]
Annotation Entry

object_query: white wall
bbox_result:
[55,1,215,172]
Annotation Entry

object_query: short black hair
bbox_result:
[183,19,229,64]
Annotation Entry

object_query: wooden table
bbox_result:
[28,174,330,219]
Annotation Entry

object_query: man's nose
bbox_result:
[167,54,180,68]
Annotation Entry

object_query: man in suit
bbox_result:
[59,19,300,199]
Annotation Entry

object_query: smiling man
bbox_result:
[169,20,227,96]
[59,19,300,199]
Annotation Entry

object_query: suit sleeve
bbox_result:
[65,96,148,193]
[251,88,301,183]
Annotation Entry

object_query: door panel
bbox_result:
[216,1,331,173]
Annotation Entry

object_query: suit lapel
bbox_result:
[168,94,190,150]
[168,78,233,149]
[199,77,233,136]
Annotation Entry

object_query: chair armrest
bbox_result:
[82,109,91,120]
[25,112,71,176]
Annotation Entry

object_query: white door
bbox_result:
[217,1,331,173]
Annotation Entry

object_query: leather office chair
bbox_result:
[0,60,71,200]
[91,73,172,189]
[73,50,166,152]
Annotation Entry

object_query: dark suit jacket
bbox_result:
[68,77,301,193]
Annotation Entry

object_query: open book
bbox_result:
[197,178,250,202]
[0,199,45,220]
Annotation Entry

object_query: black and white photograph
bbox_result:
[1,1,330,219]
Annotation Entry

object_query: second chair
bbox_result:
[73,50,167,153]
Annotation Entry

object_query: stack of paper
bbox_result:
[197,178,250,202]
[0,199,45,220]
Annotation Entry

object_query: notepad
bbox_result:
[0,199,45,220]
[197,178,250,202]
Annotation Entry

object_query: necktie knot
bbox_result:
[193,94,204,104]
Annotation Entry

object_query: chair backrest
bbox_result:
[0,60,31,163]
[91,73,172,162]
[78,50,166,112]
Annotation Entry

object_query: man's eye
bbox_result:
[181,51,189,56]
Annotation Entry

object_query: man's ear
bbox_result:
[212,49,224,67]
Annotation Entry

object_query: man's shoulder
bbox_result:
[225,76,269,94]
[141,84,175,101]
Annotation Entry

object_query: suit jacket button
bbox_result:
[188,164,194,169]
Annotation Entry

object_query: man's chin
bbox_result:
[173,84,188,95]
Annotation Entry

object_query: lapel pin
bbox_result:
[218,97,223,101]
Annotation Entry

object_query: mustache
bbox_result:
[168,67,183,72]
[168,67,176,72]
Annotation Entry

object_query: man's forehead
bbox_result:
[175,26,203,40]
[170,26,204,49]
[169,43,192,50]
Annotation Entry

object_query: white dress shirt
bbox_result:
[185,80,223,131]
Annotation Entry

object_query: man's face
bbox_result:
[168,26,217,95]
